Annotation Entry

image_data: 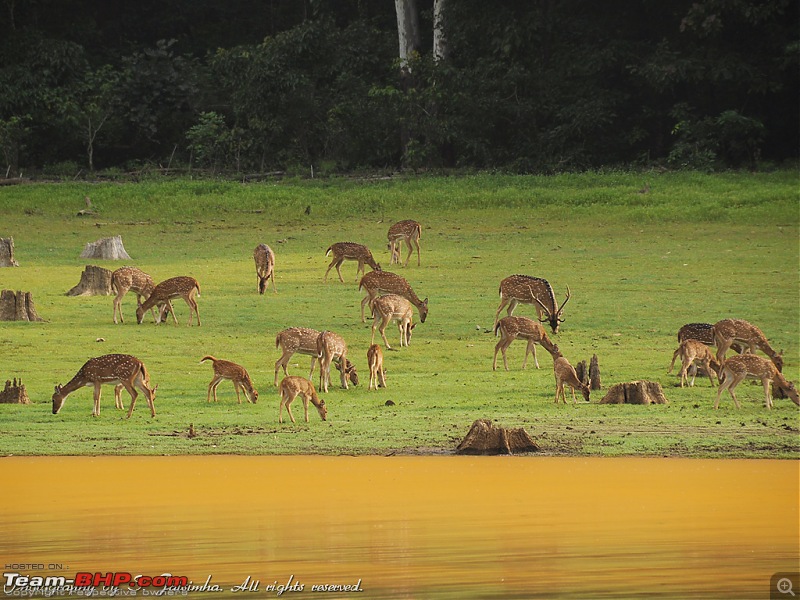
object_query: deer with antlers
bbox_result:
[52,354,157,418]
[493,315,560,371]
[136,276,201,326]
[200,355,258,404]
[316,330,358,393]
[324,242,381,283]
[712,319,783,371]
[668,339,721,388]
[553,350,591,404]
[387,219,422,267]
[254,244,276,294]
[714,354,799,409]
[367,344,386,390]
[278,376,328,423]
[369,294,415,350]
[358,270,428,324]
[494,275,570,334]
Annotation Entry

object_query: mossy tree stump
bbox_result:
[0,378,31,404]
[456,419,540,455]
[0,290,44,321]
[66,265,113,296]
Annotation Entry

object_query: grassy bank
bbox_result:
[0,171,798,457]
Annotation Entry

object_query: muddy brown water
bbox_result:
[2,456,798,598]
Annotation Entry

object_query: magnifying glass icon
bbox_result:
[778,578,796,596]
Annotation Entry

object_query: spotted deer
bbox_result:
[677,323,744,353]
[324,242,381,283]
[254,244,276,294]
[278,376,328,423]
[367,344,386,390]
[274,327,323,386]
[52,354,157,418]
[712,319,783,371]
[136,276,201,326]
[715,354,799,409]
[494,275,570,333]
[358,270,428,324]
[493,315,560,371]
[553,351,590,404]
[316,330,358,393]
[369,294,415,350]
[111,266,155,324]
[200,355,258,404]
[387,219,422,267]
[667,339,721,387]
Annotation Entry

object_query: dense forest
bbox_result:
[0,0,797,175]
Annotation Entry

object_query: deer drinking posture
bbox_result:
[316,330,358,393]
[387,220,422,267]
[254,244,276,294]
[136,276,201,326]
[52,354,157,418]
[324,242,381,283]
[494,275,570,334]
[493,316,560,371]
[668,339,721,387]
[358,270,428,324]
[200,355,258,404]
[370,294,415,350]
[712,318,783,371]
[111,266,155,324]
[715,354,799,409]
[367,344,386,390]
[278,376,328,423]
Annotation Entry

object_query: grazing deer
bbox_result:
[553,352,590,404]
[111,266,155,324]
[493,315,560,371]
[714,354,799,409]
[254,244,276,294]
[358,270,428,324]
[136,276,201,326]
[367,344,386,390]
[278,376,328,423]
[667,339,721,387]
[52,354,157,418]
[316,330,358,393]
[494,275,570,333]
[387,219,422,267]
[324,242,381,283]
[712,319,783,371]
[677,322,744,353]
[370,294,415,350]
[274,327,323,386]
[200,355,258,404]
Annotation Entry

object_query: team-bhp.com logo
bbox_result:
[4,571,189,595]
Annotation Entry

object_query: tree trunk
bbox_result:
[79,235,131,260]
[0,290,44,321]
[0,237,19,266]
[433,0,448,63]
[0,378,31,404]
[66,265,113,296]
[456,419,540,455]
[395,0,421,72]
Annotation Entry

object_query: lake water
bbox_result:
[2,456,798,599]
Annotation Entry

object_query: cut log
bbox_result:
[0,237,19,267]
[600,381,669,405]
[0,290,44,321]
[589,354,601,390]
[0,378,31,404]
[80,235,131,260]
[456,419,540,455]
[66,265,113,296]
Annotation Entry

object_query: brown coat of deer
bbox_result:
[316,330,358,393]
[52,354,157,418]
[387,219,422,267]
[254,244,276,294]
[712,319,783,371]
[324,242,381,283]
[494,275,570,333]
[274,327,323,386]
[553,353,590,404]
[367,344,386,390]
[111,266,155,324]
[668,339,721,388]
[136,276,201,326]
[200,355,258,404]
[677,322,744,353]
[358,270,428,324]
[370,294,415,350]
[278,376,328,423]
[493,315,560,371]
[715,354,799,409]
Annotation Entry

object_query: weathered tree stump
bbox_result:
[66,265,113,296]
[0,237,19,267]
[575,360,589,387]
[0,378,31,404]
[600,381,669,405]
[80,235,131,260]
[456,419,540,455]
[589,354,601,390]
[0,290,44,321]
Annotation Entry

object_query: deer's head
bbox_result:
[532,286,571,334]
[52,385,65,414]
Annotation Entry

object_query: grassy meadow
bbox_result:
[0,170,798,457]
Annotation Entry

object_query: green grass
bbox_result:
[0,171,798,457]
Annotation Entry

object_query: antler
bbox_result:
[528,285,552,322]
[556,286,571,322]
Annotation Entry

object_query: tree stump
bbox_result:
[0,290,44,321]
[600,381,669,405]
[0,378,31,404]
[80,235,131,260]
[456,419,540,455]
[575,360,589,387]
[589,354,601,390]
[0,237,19,267]
[66,265,113,296]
